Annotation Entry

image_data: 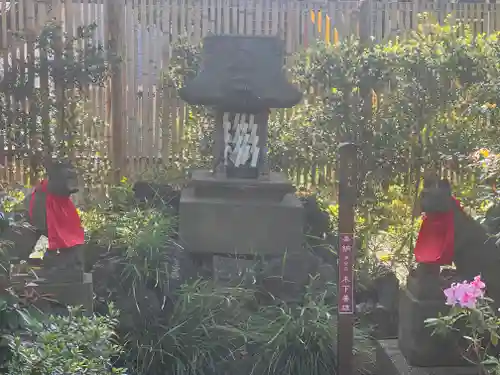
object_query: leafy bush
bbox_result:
[0,288,39,369]
[6,306,126,375]
[81,191,181,292]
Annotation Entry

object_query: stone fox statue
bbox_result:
[417,176,500,304]
[2,159,85,281]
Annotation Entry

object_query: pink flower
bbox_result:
[443,276,486,308]
[471,275,486,291]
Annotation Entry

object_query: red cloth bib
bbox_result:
[414,197,462,265]
[29,180,84,251]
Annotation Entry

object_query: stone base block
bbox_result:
[398,287,463,367]
[12,273,93,315]
[189,170,295,201]
[179,187,303,255]
[377,339,479,375]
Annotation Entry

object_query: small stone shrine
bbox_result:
[178,35,303,271]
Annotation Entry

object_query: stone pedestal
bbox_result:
[377,339,478,375]
[398,265,463,367]
[179,170,303,255]
[10,272,93,315]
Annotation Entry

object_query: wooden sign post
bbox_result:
[337,142,358,375]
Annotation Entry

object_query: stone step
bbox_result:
[10,268,85,284]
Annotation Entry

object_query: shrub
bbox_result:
[0,288,40,369]
[6,305,126,375]
[86,207,180,289]
[81,178,182,291]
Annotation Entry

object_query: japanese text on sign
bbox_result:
[338,233,354,315]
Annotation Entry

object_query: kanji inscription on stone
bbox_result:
[338,233,354,315]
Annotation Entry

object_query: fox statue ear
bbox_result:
[423,171,438,188]
[42,153,54,172]
[438,179,452,195]
[438,179,451,188]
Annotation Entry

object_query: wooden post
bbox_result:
[337,142,358,375]
[107,0,124,181]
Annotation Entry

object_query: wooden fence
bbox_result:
[1,0,500,187]
[0,0,108,186]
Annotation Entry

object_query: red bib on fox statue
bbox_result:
[414,196,463,265]
[29,179,84,250]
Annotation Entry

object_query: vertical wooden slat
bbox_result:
[147,0,155,162]
[169,0,179,161]
[279,0,285,40]
[186,0,193,39]
[3,0,12,183]
[21,0,29,183]
[146,0,155,161]
[12,0,21,182]
[108,0,125,180]
[254,0,262,35]
[160,0,171,167]
[80,0,90,171]
[137,0,145,164]
[223,0,230,33]
[238,0,244,34]
[231,0,237,34]
[37,0,50,183]
[129,0,138,175]
[247,0,254,35]
[63,0,75,160]
[88,0,96,123]
[192,0,201,41]
[101,0,109,162]
[171,0,179,43]
[202,0,209,36]
[271,0,278,36]
[179,0,186,36]
[286,0,294,53]
[216,0,223,34]
[209,0,216,34]
[152,0,160,160]
[495,1,500,32]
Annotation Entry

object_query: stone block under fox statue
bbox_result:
[1,159,85,282]
[415,176,500,303]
